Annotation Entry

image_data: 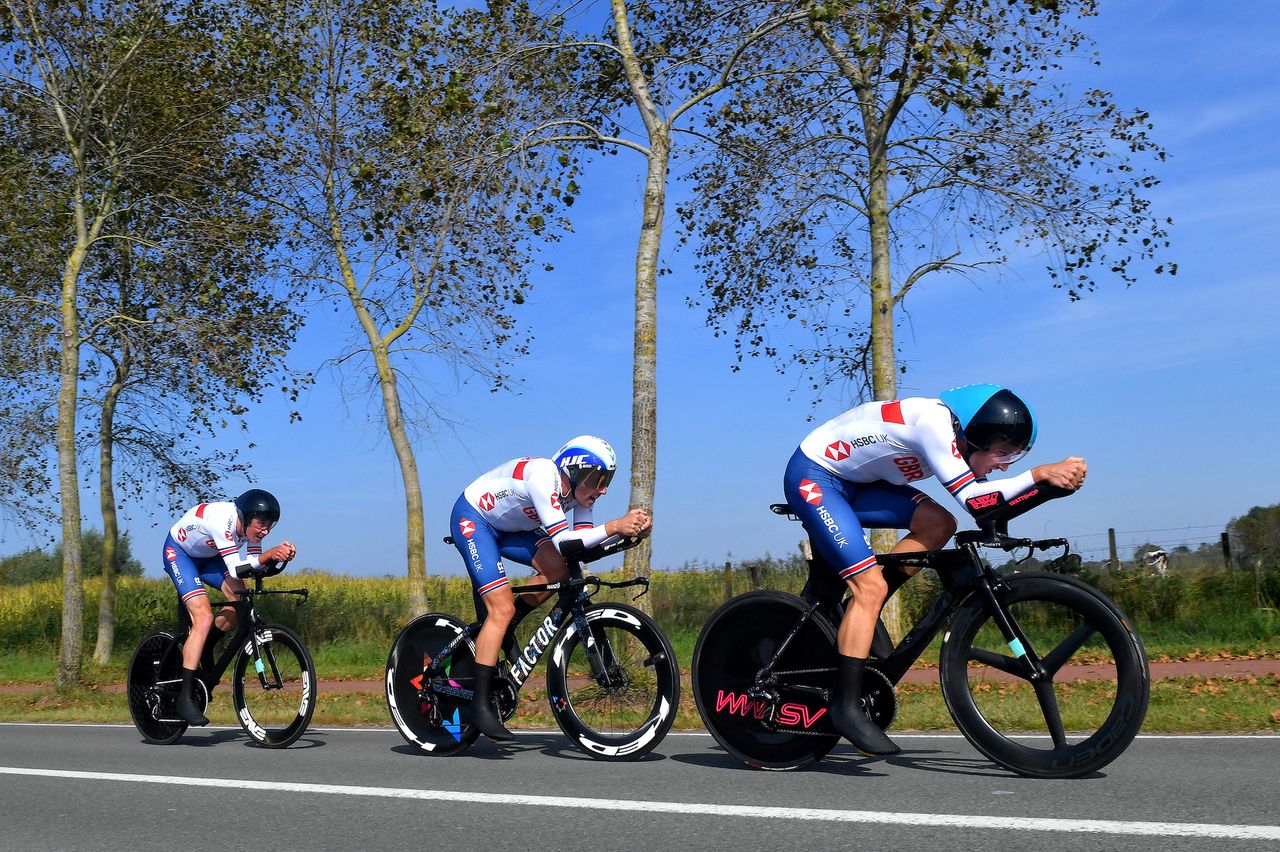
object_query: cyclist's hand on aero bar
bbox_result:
[1031,456,1087,490]
[265,541,297,564]
[608,508,653,539]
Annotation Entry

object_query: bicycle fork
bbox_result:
[976,575,1050,682]
[246,626,284,690]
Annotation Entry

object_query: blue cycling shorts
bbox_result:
[783,448,931,580]
[161,534,230,604]
[450,494,549,597]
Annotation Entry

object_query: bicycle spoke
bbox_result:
[1041,621,1097,677]
[968,646,1023,677]
[1032,680,1068,748]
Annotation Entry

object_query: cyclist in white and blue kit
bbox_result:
[161,489,296,725]
[783,385,1087,756]
[450,435,652,740]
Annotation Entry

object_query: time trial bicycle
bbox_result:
[385,535,679,760]
[126,562,316,747]
[692,483,1150,778]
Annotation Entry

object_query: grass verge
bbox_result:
[3,675,1277,734]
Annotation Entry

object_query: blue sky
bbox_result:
[5,1,1278,578]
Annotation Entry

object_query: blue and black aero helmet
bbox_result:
[553,435,617,491]
[235,488,281,528]
[939,384,1037,464]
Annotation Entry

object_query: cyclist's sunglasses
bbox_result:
[579,468,616,491]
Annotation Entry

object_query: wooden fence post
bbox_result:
[723,560,733,602]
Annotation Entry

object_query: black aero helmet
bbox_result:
[234,488,281,527]
[939,384,1037,463]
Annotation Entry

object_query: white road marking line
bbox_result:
[0,766,1277,841]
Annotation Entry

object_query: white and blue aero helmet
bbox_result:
[553,435,617,491]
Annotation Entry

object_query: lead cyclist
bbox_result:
[782,384,1087,756]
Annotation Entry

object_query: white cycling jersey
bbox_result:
[462,456,609,551]
[799,397,1035,507]
[169,501,263,578]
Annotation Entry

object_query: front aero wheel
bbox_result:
[546,603,680,761]
[692,591,841,770]
[385,613,481,755]
[940,573,1149,778]
[126,631,188,745]
[232,623,317,748]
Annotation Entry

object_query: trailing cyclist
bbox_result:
[161,489,297,725]
[782,384,1086,757]
[449,435,652,741]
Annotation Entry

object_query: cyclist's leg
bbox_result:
[495,532,558,660]
[854,485,956,590]
[783,452,897,756]
[783,451,883,656]
[450,496,513,740]
[161,538,214,725]
[204,574,245,669]
[857,485,956,556]
[501,532,565,606]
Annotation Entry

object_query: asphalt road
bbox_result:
[1,724,1277,851]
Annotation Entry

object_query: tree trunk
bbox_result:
[56,245,87,687]
[329,213,429,616]
[622,138,669,599]
[866,150,904,639]
[611,0,669,593]
[376,353,429,616]
[93,349,128,666]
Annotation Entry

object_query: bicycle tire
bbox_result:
[385,612,481,755]
[692,591,841,770]
[126,631,188,745]
[940,572,1150,779]
[232,623,317,748]
[545,602,680,761]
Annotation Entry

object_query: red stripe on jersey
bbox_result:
[513,459,529,480]
[881,400,904,424]
[195,503,207,518]
[545,520,570,537]
[574,523,593,530]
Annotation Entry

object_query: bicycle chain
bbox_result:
[772,667,835,676]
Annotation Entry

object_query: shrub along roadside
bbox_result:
[3,562,1277,658]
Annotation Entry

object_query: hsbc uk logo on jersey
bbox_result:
[825,440,851,462]
[798,479,824,505]
[798,479,847,549]
[458,518,476,539]
[478,492,496,511]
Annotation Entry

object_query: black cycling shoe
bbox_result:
[832,655,900,757]
[832,699,899,756]
[471,663,513,741]
[177,668,209,727]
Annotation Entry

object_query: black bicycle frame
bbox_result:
[423,560,646,697]
[773,533,1062,698]
[163,578,309,690]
